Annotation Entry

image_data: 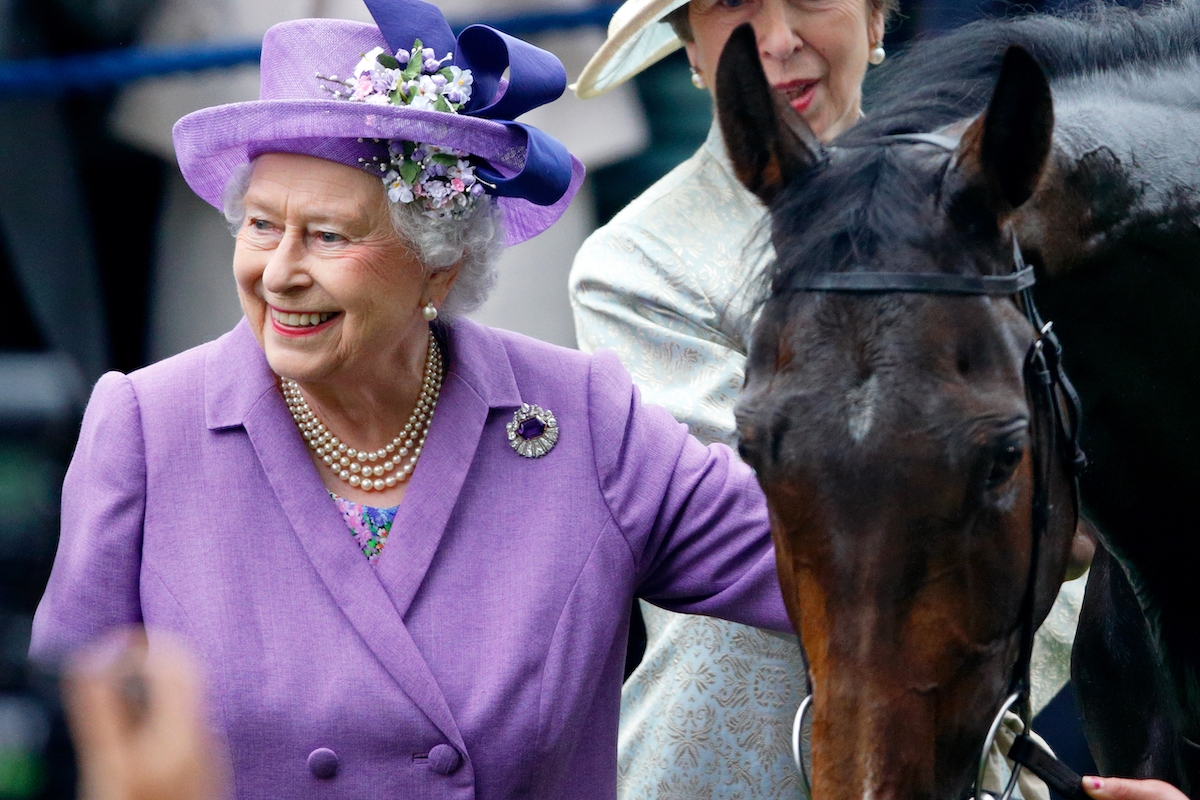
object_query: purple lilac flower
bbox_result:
[371,66,399,94]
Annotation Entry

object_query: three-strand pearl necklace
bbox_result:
[282,332,443,492]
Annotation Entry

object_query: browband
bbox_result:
[846,132,962,152]
[793,132,1032,298]
[876,132,961,151]
[791,264,1036,295]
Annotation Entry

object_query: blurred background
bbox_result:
[0,0,1143,793]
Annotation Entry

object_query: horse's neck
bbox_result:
[1016,64,1200,276]
[1018,63,1200,723]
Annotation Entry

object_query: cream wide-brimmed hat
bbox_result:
[573,0,691,99]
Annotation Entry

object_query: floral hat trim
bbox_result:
[318,39,490,220]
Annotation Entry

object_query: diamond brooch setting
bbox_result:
[507,404,558,458]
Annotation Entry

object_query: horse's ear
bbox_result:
[716,23,825,205]
[952,46,1053,214]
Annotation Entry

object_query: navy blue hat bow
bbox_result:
[363,0,573,206]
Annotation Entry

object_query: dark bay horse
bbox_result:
[713,2,1200,798]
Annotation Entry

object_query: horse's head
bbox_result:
[718,25,1080,800]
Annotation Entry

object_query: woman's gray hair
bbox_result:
[222,159,505,316]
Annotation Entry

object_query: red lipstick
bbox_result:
[775,80,818,114]
[268,308,340,338]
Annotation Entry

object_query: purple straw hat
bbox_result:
[172,0,585,245]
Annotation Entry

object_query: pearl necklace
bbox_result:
[281,333,443,492]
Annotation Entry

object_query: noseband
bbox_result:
[786,133,1088,800]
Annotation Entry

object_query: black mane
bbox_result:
[758,0,1200,301]
[856,0,1200,141]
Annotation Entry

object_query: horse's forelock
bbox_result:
[760,144,947,305]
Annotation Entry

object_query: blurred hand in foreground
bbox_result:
[1084,776,1188,800]
[63,629,224,800]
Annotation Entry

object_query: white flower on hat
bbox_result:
[408,94,436,111]
[384,170,416,204]
[354,46,388,78]
[446,66,473,105]
[415,74,441,101]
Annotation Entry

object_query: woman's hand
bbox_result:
[1084,776,1188,800]
[63,629,225,800]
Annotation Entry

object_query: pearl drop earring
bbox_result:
[423,302,438,322]
[869,43,886,66]
[690,66,706,90]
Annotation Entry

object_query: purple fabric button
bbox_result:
[428,743,462,775]
[517,417,546,440]
[307,748,339,779]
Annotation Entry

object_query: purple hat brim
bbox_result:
[172,99,584,246]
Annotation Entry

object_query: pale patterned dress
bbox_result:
[569,121,1086,799]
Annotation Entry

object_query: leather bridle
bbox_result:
[784,133,1088,800]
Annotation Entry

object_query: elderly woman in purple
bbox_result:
[29,1,788,796]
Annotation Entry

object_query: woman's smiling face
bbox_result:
[686,0,884,141]
[233,153,449,387]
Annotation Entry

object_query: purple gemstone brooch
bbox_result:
[507,403,558,458]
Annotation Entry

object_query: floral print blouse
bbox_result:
[330,493,399,563]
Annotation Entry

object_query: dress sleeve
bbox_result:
[30,372,146,664]
[587,350,788,633]
[569,222,748,447]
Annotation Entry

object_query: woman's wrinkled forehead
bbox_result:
[687,0,894,26]
[244,154,390,228]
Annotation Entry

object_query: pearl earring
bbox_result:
[869,43,886,66]
[690,66,706,90]
[422,303,438,322]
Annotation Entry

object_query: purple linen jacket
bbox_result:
[31,317,788,799]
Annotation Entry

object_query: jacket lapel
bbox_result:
[374,318,521,616]
[204,320,473,753]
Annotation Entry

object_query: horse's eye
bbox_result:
[985,440,1025,490]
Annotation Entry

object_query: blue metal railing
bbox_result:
[0,4,621,98]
